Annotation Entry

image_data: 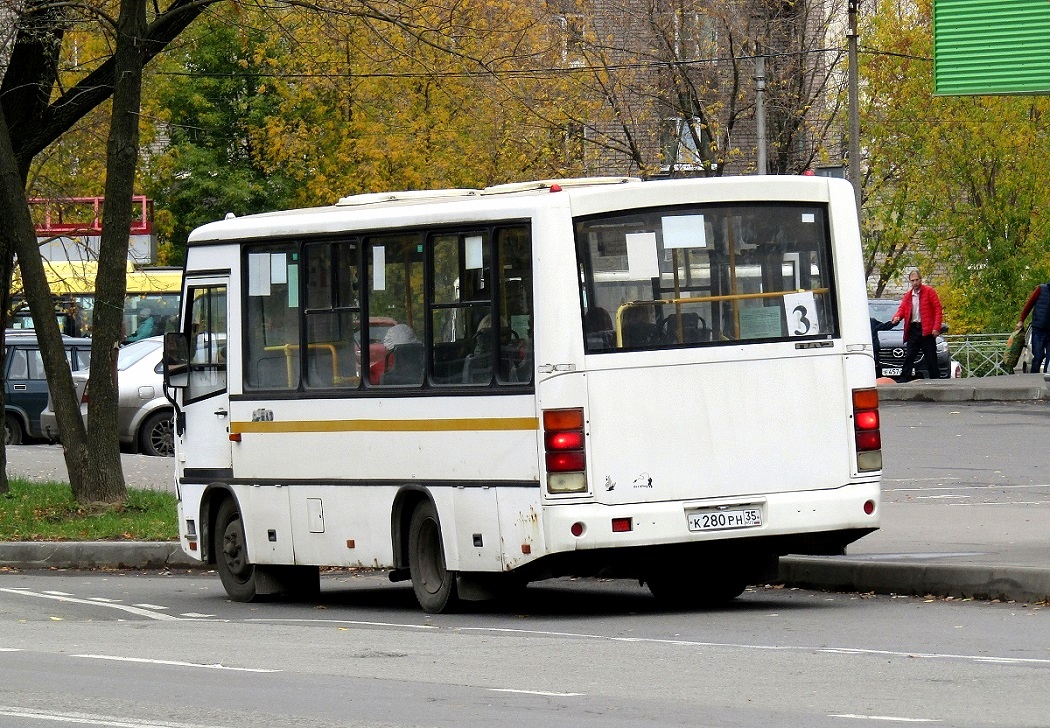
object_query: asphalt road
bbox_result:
[1,570,1048,727]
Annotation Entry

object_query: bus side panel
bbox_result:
[228,485,298,566]
[496,487,546,571]
[286,486,397,568]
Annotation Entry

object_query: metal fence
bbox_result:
[944,333,1013,378]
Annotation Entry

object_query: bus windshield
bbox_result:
[576,202,837,352]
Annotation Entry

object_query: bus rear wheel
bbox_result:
[645,570,747,608]
[408,500,459,613]
[215,498,261,602]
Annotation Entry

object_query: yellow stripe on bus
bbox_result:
[231,417,540,434]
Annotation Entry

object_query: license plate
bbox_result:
[687,508,762,532]
[883,367,902,376]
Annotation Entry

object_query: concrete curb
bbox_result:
[0,541,200,570]
[779,556,1050,604]
[877,377,1050,402]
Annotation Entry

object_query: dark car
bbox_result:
[868,299,958,380]
[4,330,91,444]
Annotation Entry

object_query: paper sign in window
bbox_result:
[626,232,660,280]
[287,263,299,308]
[270,254,288,284]
[801,213,816,223]
[465,235,484,270]
[372,246,386,291]
[662,215,707,249]
[783,291,819,336]
[248,253,271,296]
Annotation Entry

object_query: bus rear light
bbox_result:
[570,522,584,537]
[611,517,632,533]
[855,431,881,451]
[546,451,585,472]
[543,408,587,494]
[545,430,584,451]
[864,499,876,515]
[852,387,882,472]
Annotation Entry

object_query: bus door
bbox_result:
[177,278,231,477]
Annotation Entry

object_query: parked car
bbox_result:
[4,330,91,445]
[40,336,174,457]
[867,299,960,380]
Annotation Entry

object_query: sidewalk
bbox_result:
[3,375,1049,603]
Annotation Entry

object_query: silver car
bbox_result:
[41,336,174,457]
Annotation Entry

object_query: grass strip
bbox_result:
[0,478,178,541]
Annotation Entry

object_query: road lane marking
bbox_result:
[455,627,1050,665]
[132,603,170,610]
[489,688,584,697]
[831,715,941,723]
[247,617,437,630]
[0,588,179,621]
[72,654,279,672]
[0,705,227,727]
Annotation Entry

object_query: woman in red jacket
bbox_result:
[891,269,944,380]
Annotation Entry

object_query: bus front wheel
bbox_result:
[215,498,260,602]
[408,501,459,613]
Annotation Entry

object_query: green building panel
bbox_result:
[934,0,1050,95]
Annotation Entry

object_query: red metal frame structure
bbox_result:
[29,196,153,236]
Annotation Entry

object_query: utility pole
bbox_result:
[848,0,861,214]
[755,55,767,175]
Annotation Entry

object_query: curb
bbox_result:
[779,556,1050,604]
[0,541,200,570]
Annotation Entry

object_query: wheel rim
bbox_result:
[148,416,175,456]
[416,517,446,595]
[222,518,251,582]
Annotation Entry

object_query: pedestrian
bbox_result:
[890,269,943,380]
[1017,281,1050,373]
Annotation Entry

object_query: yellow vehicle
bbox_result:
[10,261,182,340]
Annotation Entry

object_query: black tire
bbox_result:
[408,500,459,613]
[5,413,24,446]
[139,409,175,457]
[646,571,747,608]
[215,498,261,602]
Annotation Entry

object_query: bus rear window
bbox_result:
[575,203,837,352]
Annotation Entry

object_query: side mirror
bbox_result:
[163,332,189,388]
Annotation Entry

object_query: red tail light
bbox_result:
[543,408,585,472]
[543,408,588,493]
[852,388,882,472]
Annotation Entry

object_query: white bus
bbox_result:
[163,175,882,612]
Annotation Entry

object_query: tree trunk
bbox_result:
[79,0,150,503]
[0,104,95,498]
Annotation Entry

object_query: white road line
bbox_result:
[0,588,179,621]
[0,648,23,652]
[884,482,1050,491]
[88,597,123,603]
[72,654,279,673]
[489,688,584,697]
[0,705,224,727]
[179,612,216,618]
[247,617,437,630]
[831,715,941,723]
[454,627,1050,665]
[132,603,170,611]
[41,591,74,596]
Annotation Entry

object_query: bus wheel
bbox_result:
[5,414,23,446]
[408,500,459,613]
[645,572,747,608]
[215,499,260,602]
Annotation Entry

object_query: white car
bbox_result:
[41,337,174,457]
